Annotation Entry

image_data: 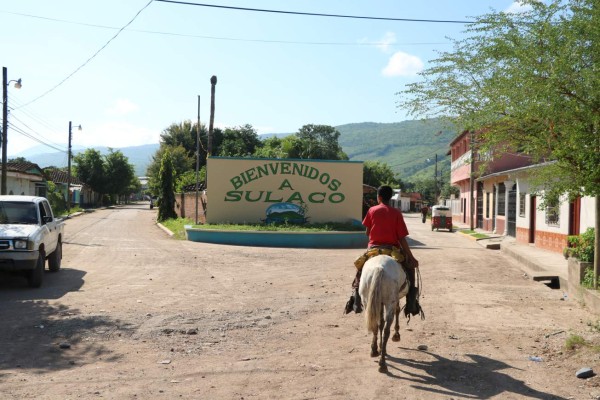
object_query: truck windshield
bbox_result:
[0,202,38,224]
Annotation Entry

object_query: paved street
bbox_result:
[0,203,598,399]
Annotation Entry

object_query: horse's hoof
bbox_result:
[392,333,400,342]
[378,365,388,373]
[371,351,379,357]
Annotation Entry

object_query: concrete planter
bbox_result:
[567,258,600,314]
[184,225,368,249]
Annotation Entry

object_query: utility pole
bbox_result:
[469,130,475,230]
[434,153,438,204]
[208,75,217,157]
[2,67,22,195]
[195,95,200,224]
[1,67,8,196]
[67,121,81,216]
[67,122,73,215]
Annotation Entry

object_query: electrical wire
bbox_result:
[8,122,66,153]
[8,95,65,134]
[9,114,66,150]
[0,10,450,47]
[154,0,473,24]
[16,0,154,109]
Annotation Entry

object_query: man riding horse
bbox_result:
[345,185,423,318]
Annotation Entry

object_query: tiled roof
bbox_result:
[45,169,83,185]
[7,161,44,175]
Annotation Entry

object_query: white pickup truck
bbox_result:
[0,196,64,287]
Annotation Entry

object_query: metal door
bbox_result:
[507,185,517,237]
[476,182,484,229]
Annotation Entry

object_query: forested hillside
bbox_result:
[336,119,458,183]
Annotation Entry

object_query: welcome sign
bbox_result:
[206,157,363,224]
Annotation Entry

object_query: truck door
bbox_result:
[39,200,58,253]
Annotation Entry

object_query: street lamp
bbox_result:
[2,67,22,195]
[67,121,82,215]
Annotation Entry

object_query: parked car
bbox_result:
[0,196,64,287]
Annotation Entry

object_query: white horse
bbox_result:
[358,255,409,373]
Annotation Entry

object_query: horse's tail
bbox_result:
[365,266,384,333]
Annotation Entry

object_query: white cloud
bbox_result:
[376,32,396,53]
[382,51,424,77]
[505,1,533,14]
[105,99,140,116]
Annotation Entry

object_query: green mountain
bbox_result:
[18,144,159,177]
[336,119,457,183]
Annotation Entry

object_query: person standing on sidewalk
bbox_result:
[345,185,423,318]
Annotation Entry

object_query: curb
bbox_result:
[156,222,174,237]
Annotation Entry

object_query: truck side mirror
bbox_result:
[42,216,53,224]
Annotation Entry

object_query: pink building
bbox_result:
[447,131,595,254]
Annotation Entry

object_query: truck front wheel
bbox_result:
[27,250,45,288]
[48,240,62,272]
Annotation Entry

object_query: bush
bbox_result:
[566,228,595,263]
[582,267,600,289]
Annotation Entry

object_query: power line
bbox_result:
[17,0,154,109]
[9,114,65,150]
[0,10,450,47]
[154,0,473,24]
[8,122,66,153]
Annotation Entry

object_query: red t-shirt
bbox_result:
[362,203,409,247]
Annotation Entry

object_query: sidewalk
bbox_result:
[453,222,569,290]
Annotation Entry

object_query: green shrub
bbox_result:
[567,228,595,263]
[582,267,600,289]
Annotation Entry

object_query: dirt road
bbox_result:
[1,204,599,399]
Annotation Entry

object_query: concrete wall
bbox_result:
[567,258,600,315]
[580,196,596,231]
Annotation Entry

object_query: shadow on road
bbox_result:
[0,268,130,377]
[385,350,567,400]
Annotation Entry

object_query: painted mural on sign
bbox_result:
[206,157,362,224]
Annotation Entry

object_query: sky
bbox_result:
[1,0,530,160]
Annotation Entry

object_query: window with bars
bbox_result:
[519,193,526,217]
[545,199,560,226]
[497,183,506,216]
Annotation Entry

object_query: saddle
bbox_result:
[353,246,405,270]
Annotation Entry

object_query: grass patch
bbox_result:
[160,217,195,239]
[458,229,489,239]
[565,334,587,350]
[190,221,365,232]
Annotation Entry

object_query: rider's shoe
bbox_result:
[344,293,355,314]
[353,291,363,313]
[404,286,423,318]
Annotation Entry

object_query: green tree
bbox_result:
[295,124,348,160]
[175,167,206,193]
[253,136,289,158]
[147,145,192,194]
[104,149,137,203]
[219,124,261,157]
[158,150,177,222]
[363,161,397,188]
[398,0,600,283]
[74,149,106,196]
[148,121,222,194]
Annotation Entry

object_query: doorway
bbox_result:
[529,195,536,243]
